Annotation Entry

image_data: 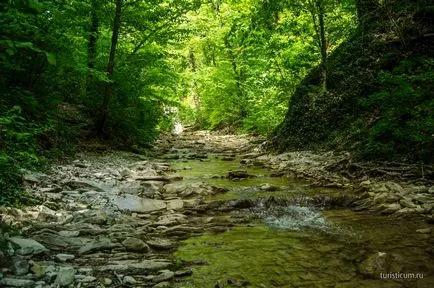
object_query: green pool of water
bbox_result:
[174,211,434,288]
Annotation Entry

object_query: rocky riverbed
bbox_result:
[0,131,433,287]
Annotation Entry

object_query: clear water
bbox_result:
[169,155,434,287]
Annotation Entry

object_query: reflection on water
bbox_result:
[170,154,434,288]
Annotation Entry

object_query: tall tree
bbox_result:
[98,0,123,134]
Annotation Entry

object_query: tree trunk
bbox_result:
[318,0,327,92]
[189,48,202,126]
[309,0,327,92]
[86,0,99,90]
[97,0,122,134]
[224,37,246,117]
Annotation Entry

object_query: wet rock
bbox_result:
[229,199,255,209]
[122,237,149,252]
[12,256,29,276]
[55,267,76,287]
[221,156,235,161]
[153,270,175,283]
[23,171,46,183]
[108,194,166,213]
[358,252,402,278]
[9,237,48,255]
[123,276,137,285]
[174,269,193,277]
[399,198,416,208]
[416,228,431,234]
[98,259,172,272]
[227,277,251,287]
[227,170,250,179]
[146,239,175,250]
[395,207,415,215]
[78,237,118,255]
[380,203,401,215]
[153,282,171,288]
[0,278,35,287]
[260,184,279,191]
[56,254,75,262]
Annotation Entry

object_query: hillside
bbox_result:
[272,1,434,165]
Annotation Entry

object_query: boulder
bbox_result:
[122,237,149,252]
[108,194,166,213]
[9,237,48,255]
[55,267,76,287]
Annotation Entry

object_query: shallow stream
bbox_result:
[168,153,434,287]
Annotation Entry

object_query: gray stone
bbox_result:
[104,278,113,285]
[108,194,166,213]
[381,203,401,214]
[123,276,137,284]
[66,178,113,193]
[146,239,175,250]
[98,259,171,272]
[120,168,132,178]
[9,237,48,255]
[153,281,171,288]
[58,230,80,237]
[12,256,29,276]
[163,183,187,194]
[78,237,118,255]
[122,237,149,252]
[166,199,184,211]
[153,270,174,283]
[78,268,93,274]
[0,278,35,287]
[55,267,76,287]
[399,198,416,208]
[78,275,96,283]
[416,228,431,234]
[23,172,45,183]
[56,254,75,262]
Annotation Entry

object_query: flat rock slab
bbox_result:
[146,238,175,250]
[109,194,166,213]
[0,278,35,288]
[9,237,48,255]
[66,179,114,193]
[78,237,119,255]
[98,259,172,272]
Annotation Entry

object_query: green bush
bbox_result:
[357,58,434,162]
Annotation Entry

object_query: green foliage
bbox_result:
[0,106,43,205]
[273,0,434,163]
[357,58,434,162]
[177,0,356,135]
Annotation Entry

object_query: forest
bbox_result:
[1,0,433,204]
[0,1,434,287]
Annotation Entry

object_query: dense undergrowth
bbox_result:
[273,1,434,164]
[0,0,196,205]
